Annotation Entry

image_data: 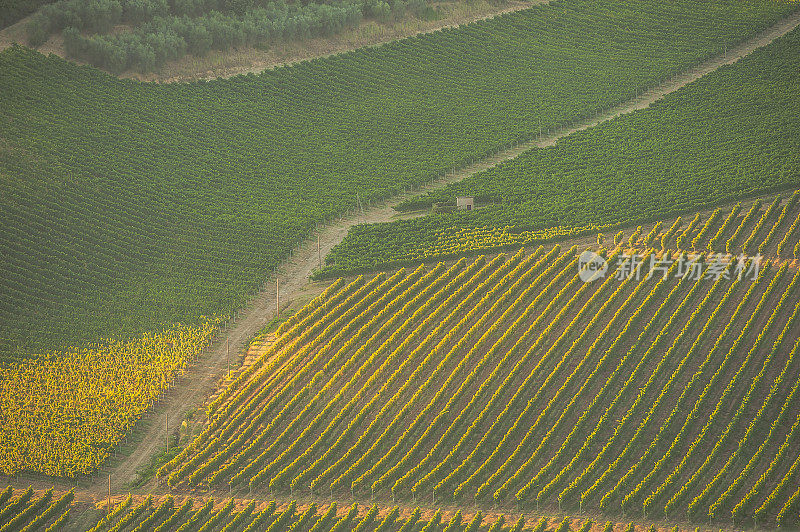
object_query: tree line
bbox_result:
[26,0,424,73]
[61,3,365,73]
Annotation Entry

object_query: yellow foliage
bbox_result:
[0,319,220,477]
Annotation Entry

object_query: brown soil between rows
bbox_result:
[0,485,770,532]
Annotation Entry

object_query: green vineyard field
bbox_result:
[0,486,73,532]
[322,24,800,277]
[3,1,800,530]
[1,0,797,357]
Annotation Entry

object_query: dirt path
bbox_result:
[3,7,800,503]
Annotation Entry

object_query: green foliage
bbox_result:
[510,515,526,532]
[629,227,643,248]
[30,0,124,37]
[324,22,800,276]
[374,506,399,532]
[0,0,55,29]
[487,515,505,532]
[115,251,800,526]
[2,0,798,357]
[464,511,483,532]
[362,0,391,21]
[23,0,409,73]
[532,517,548,532]
[397,507,420,532]
[420,509,442,532]
[443,510,462,532]
[60,3,365,73]
[308,503,336,532]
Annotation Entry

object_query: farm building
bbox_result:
[456,196,475,210]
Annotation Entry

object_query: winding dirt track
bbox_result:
[5,7,800,502]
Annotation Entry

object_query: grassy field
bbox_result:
[322,24,800,276]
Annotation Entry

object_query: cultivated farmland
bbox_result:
[0,487,704,532]
[2,1,800,530]
[160,224,800,526]
[323,25,800,276]
[1,0,796,357]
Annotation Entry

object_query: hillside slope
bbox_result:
[0,487,705,532]
[1,0,797,357]
[324,22,800,276]
[159,216,800,527]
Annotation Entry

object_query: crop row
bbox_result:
[163,244,800,527]
[2,487,671,532]
[7,0,795,358]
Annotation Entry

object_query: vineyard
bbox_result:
[0,486,73,532]
[2,0,798,358]
[0,319,221,476]
[321,23,800,277]
[4,1,800,530]
[152,188,800,528]
[0,487,690,532]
